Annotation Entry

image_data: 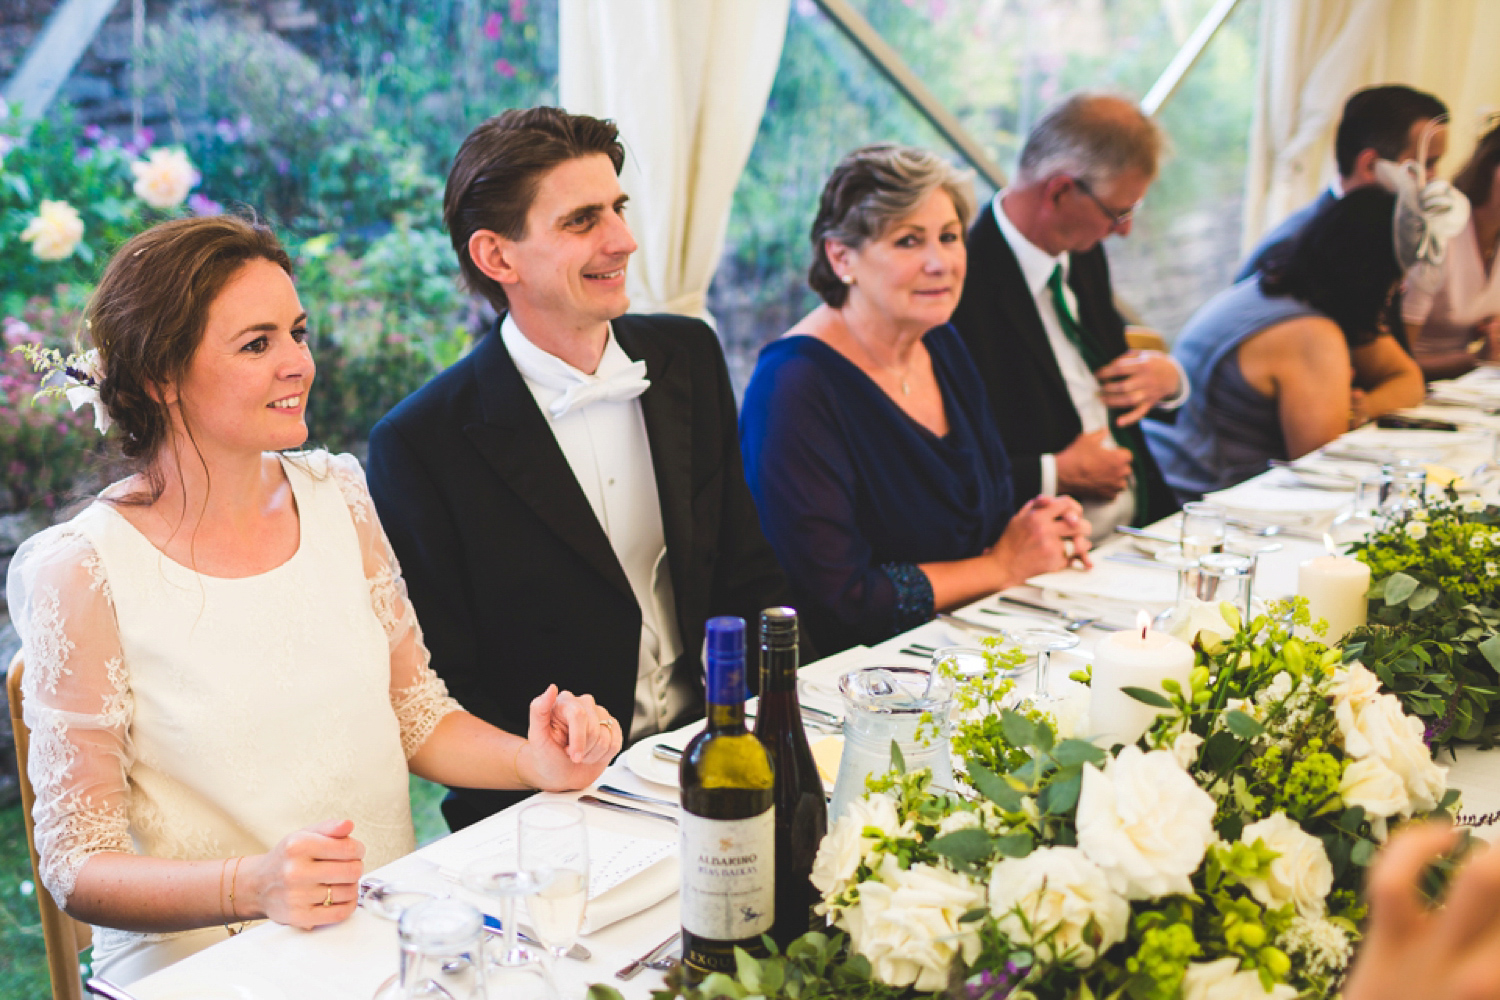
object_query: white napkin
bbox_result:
[1205,472,1351,515]
[1027,561,1178,609]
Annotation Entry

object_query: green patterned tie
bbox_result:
[1046,264,1148,516]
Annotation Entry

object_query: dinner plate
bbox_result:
[623,720,705,788]
[144,975,288,1000]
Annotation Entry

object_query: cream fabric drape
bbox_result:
[1244,0,1500,251]
[560,0,791,319]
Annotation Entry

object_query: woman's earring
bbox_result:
[840,273,854,286]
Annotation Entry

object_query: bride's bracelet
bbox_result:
[225,856,246,936]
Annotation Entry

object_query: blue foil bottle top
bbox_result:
[705,616,746,707]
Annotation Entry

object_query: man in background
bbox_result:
[950,92,1185,542]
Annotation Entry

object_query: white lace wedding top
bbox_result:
[5,451,461,977]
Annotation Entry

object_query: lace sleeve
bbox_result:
[5,522,134,909]
[326,452,462,758]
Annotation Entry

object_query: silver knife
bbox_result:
[598,783,679,809]
[652,743,684,763]
[616,930,683,980]
[579,793,677,824]
[482,913,592,960]
[937,612,1007,636]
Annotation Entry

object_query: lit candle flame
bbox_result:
[1323,532,1337,555]
[1135,608,1151,640]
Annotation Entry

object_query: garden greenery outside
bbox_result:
[0,0,1258,991]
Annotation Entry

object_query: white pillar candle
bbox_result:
[1088,623,1195,748]
[1299,555,1371,643]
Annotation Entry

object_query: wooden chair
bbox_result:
[1124,326,1170,353]
[9,652,91,1000]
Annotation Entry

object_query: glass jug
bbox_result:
[829,666,956,821]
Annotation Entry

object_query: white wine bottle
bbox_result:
[679,616,776,979]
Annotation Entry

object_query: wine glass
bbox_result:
[462,860,556,1000]
[1329,468,1391,546]
[1005,624,1081,710]
[518,801,589,963]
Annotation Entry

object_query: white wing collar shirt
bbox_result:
[501,313,690,741]
[992,191,1187,541]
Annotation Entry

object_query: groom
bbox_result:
[367,108,796,829]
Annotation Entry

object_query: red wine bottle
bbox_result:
[753,607,827,947]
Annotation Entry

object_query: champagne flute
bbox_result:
[518,801,589,963]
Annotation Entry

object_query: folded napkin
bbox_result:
[1205,472,1351,515]
[1027,561,1178,610]
[428,808,678,935]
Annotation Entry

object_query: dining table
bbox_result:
[125,366,1500,1000]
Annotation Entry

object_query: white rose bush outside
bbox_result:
[642,600,1464,1000]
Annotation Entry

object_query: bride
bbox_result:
[5,214,623,982]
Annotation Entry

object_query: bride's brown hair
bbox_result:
[87,214,292,501]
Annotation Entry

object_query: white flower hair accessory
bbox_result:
[11,341,112,434]
[1375,116,1470,293]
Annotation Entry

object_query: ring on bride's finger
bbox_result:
[599,717,614,730]
[321,886,334,907]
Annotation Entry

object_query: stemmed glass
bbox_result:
[462,860,556,1000]
[1006,624,1081,710]
[518,802,590,964]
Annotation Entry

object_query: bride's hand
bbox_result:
[246,819,365,930]
[520,684,623,791]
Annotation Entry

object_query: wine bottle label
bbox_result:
[680,810,775,940]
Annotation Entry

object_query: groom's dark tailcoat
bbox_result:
[948,201,1178,524]
[367,314,796,829]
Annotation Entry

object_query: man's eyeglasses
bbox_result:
[1072,176,1139,228]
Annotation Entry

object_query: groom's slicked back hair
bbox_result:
[444,107,626,311]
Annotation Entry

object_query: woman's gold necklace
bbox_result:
[851,328,915,396]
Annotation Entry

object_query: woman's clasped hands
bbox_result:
[521,683,624,791]
[988,493,1093,589]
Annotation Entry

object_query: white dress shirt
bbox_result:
[993,191,1187,540]
[501,314,691,741]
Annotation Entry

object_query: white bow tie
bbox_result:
[548,359,651,418]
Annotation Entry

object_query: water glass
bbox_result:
[518,802,589,962]
[1330,468,1391,546]
[1179,502,1227,561]
[391,898,487,1000]
[1381,462,1428,520]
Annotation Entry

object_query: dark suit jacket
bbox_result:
[1233,189,1338,282]
[949,201,1178,524]
[366,313,795,829]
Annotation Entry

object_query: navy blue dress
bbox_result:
[740,324,1016,654]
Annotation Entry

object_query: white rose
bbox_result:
[1335,677,1446,815]
[1171,731,1204,770]
[843,855,984,991]
[987,846,1129,968]
[1340,757,1409,820]
[1404,521,1428,540]
[1167,598,1235,648]
[1075,745,1217,900]
[1182,957,1298,1000]
[1466,497,1487,514]
[1328,662,1382,713]
[130,147,198,209]
[1047,680,1092,740]
[936,810,981,837]
[20,199,84,260]
[810,792,908,899]
[1240,812,1334,918]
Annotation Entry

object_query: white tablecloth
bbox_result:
[128,378,1500,998]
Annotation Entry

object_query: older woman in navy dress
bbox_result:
[741,145,1092,654]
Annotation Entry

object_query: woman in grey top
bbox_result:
[1145,188,1424,500]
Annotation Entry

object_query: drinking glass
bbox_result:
[1381,462,1428,520]
[462,861,555,1000]
[1179,502,1227,561]
[374,897,487,1000]
[517,802,589,963]
[1330,469,1391,546]
[1006,624,1081,707]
